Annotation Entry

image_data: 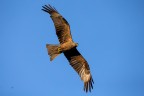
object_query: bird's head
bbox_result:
[75,43,78,47]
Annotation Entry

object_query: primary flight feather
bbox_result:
[42,4,94,92]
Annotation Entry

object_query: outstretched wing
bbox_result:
[42,4,73,44]
[64,47,94,92]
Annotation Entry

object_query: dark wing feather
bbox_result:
[42,4,73,44]
[64,47,94,92]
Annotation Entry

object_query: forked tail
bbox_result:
[46,44,62,61]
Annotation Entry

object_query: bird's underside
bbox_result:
[42,4,94,92]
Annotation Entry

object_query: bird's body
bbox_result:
[60,41,78,51]
[42,4,94,92]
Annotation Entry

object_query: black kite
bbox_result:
[42,4,94,92]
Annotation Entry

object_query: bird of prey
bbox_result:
[42,4,94,92]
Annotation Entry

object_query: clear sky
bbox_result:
[0,0,144,96]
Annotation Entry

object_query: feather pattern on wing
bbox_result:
[64,47,94,92]
[42,5,73,44]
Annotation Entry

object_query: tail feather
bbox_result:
[46,44,61,61]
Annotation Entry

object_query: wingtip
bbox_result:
[42,4,58,14]
[83,77,94,93]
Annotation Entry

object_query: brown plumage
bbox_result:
[42,4,94,92]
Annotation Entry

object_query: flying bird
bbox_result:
[42,4,94,92]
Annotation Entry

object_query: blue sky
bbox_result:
[0,0,144,96]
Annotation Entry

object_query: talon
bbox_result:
[58,47,62,53]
